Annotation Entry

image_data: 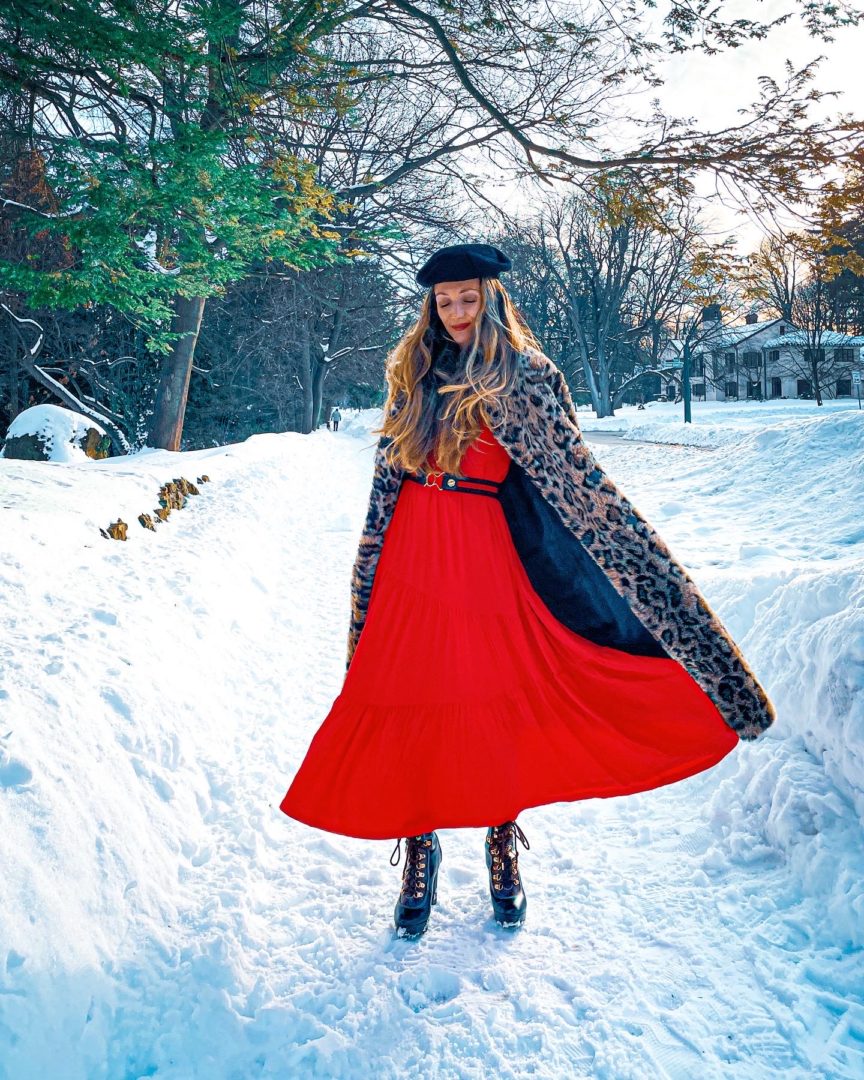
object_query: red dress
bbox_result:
[281,422,738,839]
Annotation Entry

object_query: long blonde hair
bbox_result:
[377,276,544,475]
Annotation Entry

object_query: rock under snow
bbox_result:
[1,403,110,462]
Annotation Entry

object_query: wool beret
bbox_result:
[416,243,512,288]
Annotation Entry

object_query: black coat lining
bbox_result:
[498,458,669,659]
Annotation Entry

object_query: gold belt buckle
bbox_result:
[421,469,458,491]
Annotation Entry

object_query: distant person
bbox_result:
[331,408,342,431]
[280,241,775,939]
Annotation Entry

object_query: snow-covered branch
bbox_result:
[1,303,131,453]
[134,232,182,276]
[1,304,46,357]
[1,198,83,220]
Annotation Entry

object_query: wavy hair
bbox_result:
[376,276,544,475]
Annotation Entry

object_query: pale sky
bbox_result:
[658,1,864,251]
[480,2,864,259]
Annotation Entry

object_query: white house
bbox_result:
[657,309,864,402]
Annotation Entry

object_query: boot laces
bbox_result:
[488,820,529,892]
[390,834,433,901]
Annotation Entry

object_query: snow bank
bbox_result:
[672,414,864,823]
[585,409,864,952]
[579,397,863,448]
[694,566,864,951]
[2,403,107,462]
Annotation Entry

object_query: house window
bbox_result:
[771,377,782,397]
[724,352,736,373]
[835,347,855,364]
[797,379,812,397]
[768,350,780,364]
[837,379,852,397]
[725,380,739,398]
[691,382,706,398]
[742,350,760,367]
[691,356,704,377]
[779,325,786,335]
[803,348,825,365]
[747,380,761,399]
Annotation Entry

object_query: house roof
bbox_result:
[702,318,783,348]
[761,330,864,349]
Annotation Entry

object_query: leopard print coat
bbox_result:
[346,349,775,741]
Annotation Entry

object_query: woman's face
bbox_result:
[433,277,482,347]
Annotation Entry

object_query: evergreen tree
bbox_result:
[0,0,359,447]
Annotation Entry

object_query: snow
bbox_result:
[2,403,107,463]
[134,230,182,275]
[578,396,864,447]
[759,331,864,350]
[1,400,863,1077]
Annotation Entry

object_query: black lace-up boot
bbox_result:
[485,820,529,926]
[391,832,442,937]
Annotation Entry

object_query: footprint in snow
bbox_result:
[0,756,33,791]
[398,966,461,1012]
[101,686,132,721]
[6,950,26,973]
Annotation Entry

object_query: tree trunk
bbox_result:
[8,348,18,422]
[149,294,206,450]
[597,343,613,417]
[311,359,326,429]
[812,356,823,406]
[582,357,602,417]
[300,331,314,433]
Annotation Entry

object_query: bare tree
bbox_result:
[773,281,849,404]
[747,236,803,322]
[491,194,737,417]
[746,231,861,404]
[513,185,696,417]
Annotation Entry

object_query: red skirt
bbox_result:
[281,423,738,839]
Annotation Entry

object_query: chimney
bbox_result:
[745,311,759,324]
[701,303,722,323]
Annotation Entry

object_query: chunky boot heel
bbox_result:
[391,833,442,937]
[486,820,529,927]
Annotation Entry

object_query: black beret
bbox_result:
[416,242,512,288]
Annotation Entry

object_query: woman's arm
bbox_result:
[346,433,404,671]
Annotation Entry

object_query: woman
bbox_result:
[281,242,775,937]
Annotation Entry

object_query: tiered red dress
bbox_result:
[281,422,738,840]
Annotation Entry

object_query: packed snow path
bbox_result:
[1,404,863,1078]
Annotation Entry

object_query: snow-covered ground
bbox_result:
[578,396,864,448]
[1,400,863,1078]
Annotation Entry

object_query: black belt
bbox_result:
[403,469,502,499]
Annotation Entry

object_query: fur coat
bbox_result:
[346,349,776,741]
